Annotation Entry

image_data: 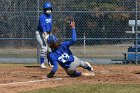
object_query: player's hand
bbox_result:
[43,32,49,41]
[47,71,55,78]
[70,21,75,29]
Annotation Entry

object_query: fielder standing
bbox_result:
[35,2,53,68]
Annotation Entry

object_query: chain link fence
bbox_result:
[0,0,139,64]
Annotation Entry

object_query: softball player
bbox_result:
[46,21,95,78]
[35,2,53,68]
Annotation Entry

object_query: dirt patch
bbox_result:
[0,64,140,93]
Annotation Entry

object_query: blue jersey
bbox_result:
[37,14,52,32]
[49,28,76,73]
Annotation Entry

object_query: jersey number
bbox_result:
[58,53,70,63]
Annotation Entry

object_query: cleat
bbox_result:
[85,62,93,71]
[49,64,54,68]
[40,63,46,69]
[48,62,54,68]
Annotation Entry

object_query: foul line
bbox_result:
[0,79,47,86]
[0,78,62,87]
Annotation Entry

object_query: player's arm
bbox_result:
[47,61,58,78]
[67,21,76,46]
[47,56,58,78]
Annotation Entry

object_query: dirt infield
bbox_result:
[0,64,140,93]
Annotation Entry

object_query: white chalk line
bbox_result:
[0,78,62,87]
[0,79,47,86]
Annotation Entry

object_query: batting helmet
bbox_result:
[43,2,52,9]
[47,35,58,44]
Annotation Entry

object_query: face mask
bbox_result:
[45,10,52,14]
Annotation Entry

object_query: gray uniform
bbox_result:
[65,56,86,75]
[35,31,51,62]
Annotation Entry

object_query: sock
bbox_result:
[75,71,82,77]
[70,71,81,77]
[84,64,92,71]
[40,57,45,64]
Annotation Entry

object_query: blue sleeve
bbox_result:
[39,16,46,32]
[51,61,58,73]
[47,55,58,78]
[49,55,58,73]
[65,28,76,46]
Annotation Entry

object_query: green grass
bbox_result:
[20,83,140,93]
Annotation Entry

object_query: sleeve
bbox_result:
[65,28,76,47]
[47,55,58,78]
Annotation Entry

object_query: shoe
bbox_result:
[40,63,46,69]
[48,62,54,68]
[85,62,93,71]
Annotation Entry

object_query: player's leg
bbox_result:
[72,56,95,76]
[65,56,95,77]
[72,56,94,72]
[65,69,82,77]
[35,31,47,68]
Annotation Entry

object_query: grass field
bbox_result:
[21,83,140,93]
